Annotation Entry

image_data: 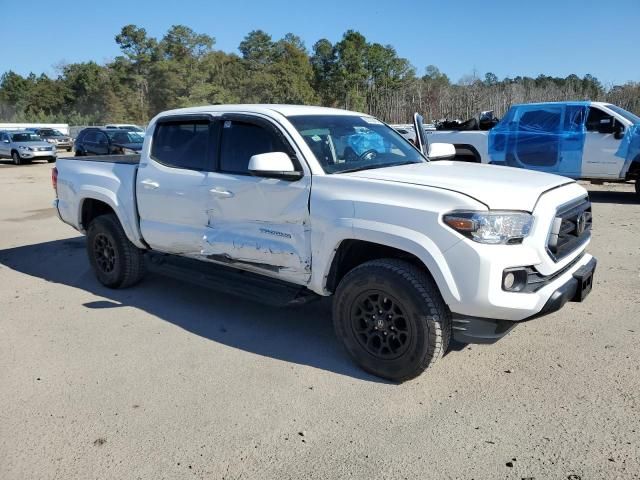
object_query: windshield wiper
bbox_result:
[336,161,419,174]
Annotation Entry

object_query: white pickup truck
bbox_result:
[53,105,596,381]
[427,102,640,198]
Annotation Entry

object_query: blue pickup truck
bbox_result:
[426,102,640,198]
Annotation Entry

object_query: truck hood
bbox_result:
[344,161,574,211]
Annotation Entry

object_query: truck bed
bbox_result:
[55,154,144,248]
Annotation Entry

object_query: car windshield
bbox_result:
[605,104,640,124]
[112,125,143,132]
[11,133,42,142]
[106,130,144,143]
[288,114,424,174]
[40,129,64,136]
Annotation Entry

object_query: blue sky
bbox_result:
[1,0,638,86]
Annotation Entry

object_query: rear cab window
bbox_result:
[151,119,212,171]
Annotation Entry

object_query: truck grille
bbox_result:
[547,197,592,261]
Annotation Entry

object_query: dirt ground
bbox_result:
[1,158,638,480]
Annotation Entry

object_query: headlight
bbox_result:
[18,145,29,150]
[443,211,533,244]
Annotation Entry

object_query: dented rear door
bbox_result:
[201,115,312,285]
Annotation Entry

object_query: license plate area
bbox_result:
[571,259,596,302]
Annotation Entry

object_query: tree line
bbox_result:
[1,24,638,126]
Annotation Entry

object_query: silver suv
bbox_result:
[0,130,57,165]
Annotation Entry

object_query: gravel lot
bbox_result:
[1,158,638,480]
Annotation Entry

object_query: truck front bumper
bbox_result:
[452,257,597,344]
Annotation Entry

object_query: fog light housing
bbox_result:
[502,268,528,292]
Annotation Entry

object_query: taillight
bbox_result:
[51,167,58,197]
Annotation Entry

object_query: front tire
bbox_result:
[12,151,22,165]
[333,259,451,382]
[86,214,146,288]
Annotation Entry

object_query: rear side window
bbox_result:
[518,108,561,133]
[219,121,289,174]
[151,120,210,170]
[82,130,97,142]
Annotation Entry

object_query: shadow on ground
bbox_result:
[0,236,395,383]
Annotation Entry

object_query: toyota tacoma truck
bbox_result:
[426,101,640,198]
[52,105,596,382]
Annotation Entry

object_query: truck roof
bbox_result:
[156,104,368,119]
[509,101,619,109]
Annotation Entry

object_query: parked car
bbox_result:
[0,130,57,164]
[426,102,640,198]
[31,128,73,151]
[105,123,145,133]
[53,105,596,382]
[74,127,144,156]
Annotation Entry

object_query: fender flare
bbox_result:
[319,220,462,305]
[76,186,145,249]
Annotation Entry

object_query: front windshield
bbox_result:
[11,133,42,142]
[106,130,144,143]
[288,114,425,174]
[605,104,640,124]
[40,129,64,137]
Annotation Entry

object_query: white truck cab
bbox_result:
[53,105,596,381]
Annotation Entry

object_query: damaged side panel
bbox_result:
[199,174,313,285]
[202,221,311,282]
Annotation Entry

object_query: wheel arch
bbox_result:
[624,154,640,181]
[77,192,145,249]
[452,143,482,163]
[81,198,117,230]
[321,234,460,306]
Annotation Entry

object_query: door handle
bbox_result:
[140,179,159,189]
[209,187,234,198]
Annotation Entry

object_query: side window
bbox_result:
[96,132,109,145]
[219,120,289,174]
[151,120,210,170]
[586,107,612,132]
[518,108,561,133]
[564,105,587,132]
[83,130,97,143]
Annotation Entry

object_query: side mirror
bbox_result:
[2,139,9,143]
[248,152,302,180]
[614,124,625,140]
[427,143,456,160]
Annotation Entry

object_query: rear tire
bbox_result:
[86,213,146,288]
[333,258,451,382]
